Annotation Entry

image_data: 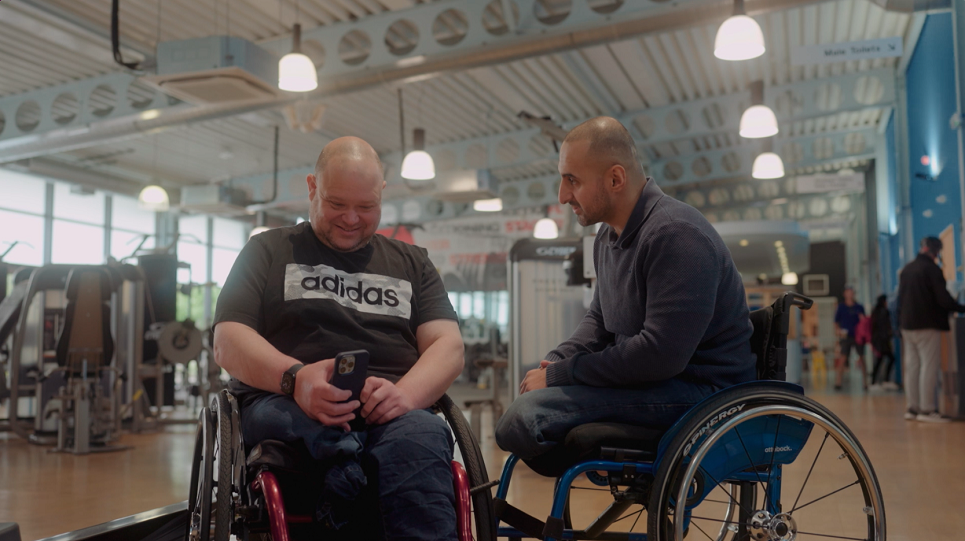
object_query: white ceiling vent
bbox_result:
[142,36,284,105]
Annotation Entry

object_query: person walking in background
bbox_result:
[834,286,867,391]
[869,294,897,391]
[898,236,965,422]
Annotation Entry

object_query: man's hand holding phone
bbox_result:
[293,358,359,432]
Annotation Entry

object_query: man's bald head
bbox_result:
[562,117,643,178]
[307,136,386,252]
[314,136,384,179]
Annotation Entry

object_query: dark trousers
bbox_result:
[494,379,717,460]
[871,353,895,384]
[241,393,457,541]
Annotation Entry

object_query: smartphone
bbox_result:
[330,350,369,430]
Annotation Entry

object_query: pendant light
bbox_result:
[138,185,169,211]
[533,218,559,239]
[401,128,435,180]
[714,0,765,61]
[278,24,318,92]
[752,138,785,179]
[739,81,778,139]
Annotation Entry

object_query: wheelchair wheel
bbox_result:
[437,394,497,541]
[187,395,234,541]
[647,386,885,541]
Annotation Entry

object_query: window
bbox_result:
[0,170,45,214]
[51,220,104,265]
[213,217,246,251]
[0,210,44,267]
[53,183,104,225]
[112,194,154,234]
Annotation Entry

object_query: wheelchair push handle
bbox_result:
[781,292,813,311]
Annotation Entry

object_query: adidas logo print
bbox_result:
[284,264,412,319]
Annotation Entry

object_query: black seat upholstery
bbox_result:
[523,422,664,477]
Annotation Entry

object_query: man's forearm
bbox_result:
[396,333,464,410]
[213,321,301,394]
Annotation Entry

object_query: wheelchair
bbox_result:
[187,390,496,541]
[492,292,885,541]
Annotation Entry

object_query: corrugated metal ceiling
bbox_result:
[1,0,912,194]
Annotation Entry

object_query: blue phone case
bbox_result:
[331,350,369,429]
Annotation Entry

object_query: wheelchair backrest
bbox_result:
[748,292,813,381]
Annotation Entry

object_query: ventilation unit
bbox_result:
[141,36,283,105]
[432,170,497,202]
[180,185,250,216]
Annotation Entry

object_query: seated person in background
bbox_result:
[495,117,755,460]
[213,136,464,540]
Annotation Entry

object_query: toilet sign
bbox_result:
[791,36,902,65]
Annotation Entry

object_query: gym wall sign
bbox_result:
[791,36,902,66]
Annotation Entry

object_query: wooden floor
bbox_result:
[1,385,963,541]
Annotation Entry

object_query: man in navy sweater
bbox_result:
[495,117,755,460]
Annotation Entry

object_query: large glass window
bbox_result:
[51,220,104,265]
[112,194,155,234]
[0,210,44,267]
[53,183,105,225]
[0,169,46,214]
[110,194,155,261]
[213,217,246,251]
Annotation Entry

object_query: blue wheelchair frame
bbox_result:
[494,381,810,541]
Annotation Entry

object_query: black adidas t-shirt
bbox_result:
[214,222,457,403]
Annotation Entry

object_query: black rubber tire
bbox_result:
[646,385,885,541]
[212,392,233,541]
[188,407,215,541]
[436,393,497,541]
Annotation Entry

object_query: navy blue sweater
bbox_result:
[545,179,755,389]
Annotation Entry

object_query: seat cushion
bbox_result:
[247,439,320,474]
[523,422,665,478]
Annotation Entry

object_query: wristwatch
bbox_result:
[280,364,304,396]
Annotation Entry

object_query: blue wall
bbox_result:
[879,113,900,295]
[905,12,962,282]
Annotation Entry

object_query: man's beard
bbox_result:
[316,226,373,252]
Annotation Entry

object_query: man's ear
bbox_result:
[307,174,318,200]
[608,164,628,191]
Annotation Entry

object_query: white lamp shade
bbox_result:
[473,198,502,212]
[278,52,318,92]
[714,15,766,61]
[401,150,436,180]
[739,105,779,138]
[752,152,785,179]
[249,226,271,240]
[533,217,559,239]
[138,185,169,211]
[781,272,799,286]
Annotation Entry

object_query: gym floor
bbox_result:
[1,385,962,541]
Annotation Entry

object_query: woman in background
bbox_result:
[870,294,897,390]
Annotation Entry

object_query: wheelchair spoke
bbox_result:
[629,507,643,532]
[687,516,741,525]
[733,428,768,497]
[690,520,716,541]
[789,480,860,514]
[791,432,830,513]
[700,467,755,519]
[796,531,867,541]
[761,415,783,507]
[613,508,644,524]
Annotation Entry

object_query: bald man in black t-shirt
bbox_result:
[213,137,464,539]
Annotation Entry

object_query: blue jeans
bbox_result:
[241,393,457,541]
[494,379,717,459]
